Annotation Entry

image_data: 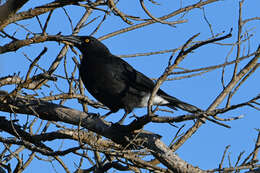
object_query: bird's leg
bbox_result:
[100,111,113,119]
[117,111,129,125]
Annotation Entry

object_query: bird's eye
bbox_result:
[85,38,90,43]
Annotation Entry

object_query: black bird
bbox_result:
[58,36,201,120]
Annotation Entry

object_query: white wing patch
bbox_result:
[138,93,169,107]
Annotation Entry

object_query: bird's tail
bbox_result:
[160,93,201,113]
[167,100,201,113]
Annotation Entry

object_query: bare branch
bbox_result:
[171,45,260,151]
[99,0,221,40]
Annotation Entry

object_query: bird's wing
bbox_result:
[112,55,174,94]
[114,57,156,92]
[111,55,201,113]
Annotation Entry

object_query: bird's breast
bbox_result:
[79,58,126,95]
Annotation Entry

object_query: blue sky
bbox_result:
[0,0,260,172]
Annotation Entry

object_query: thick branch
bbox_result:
[0,0,29,28]
[0,93,205,172]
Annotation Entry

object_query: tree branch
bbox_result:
[0,93,206,172]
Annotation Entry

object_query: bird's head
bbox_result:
[57,35,110,55]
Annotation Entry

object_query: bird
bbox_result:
[57,35,201,122]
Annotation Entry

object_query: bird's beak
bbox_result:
[56,35,82,46]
